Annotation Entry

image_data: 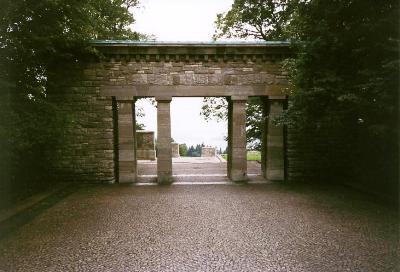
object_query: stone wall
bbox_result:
[51,66,115,183]
[98,58,287,89]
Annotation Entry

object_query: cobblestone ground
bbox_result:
[0,182,398,272]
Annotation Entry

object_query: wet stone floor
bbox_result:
[0,182,398,272]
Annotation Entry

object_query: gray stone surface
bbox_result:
[137,159,263,184]
[201,147,216,157]
[136,131,156,160]
[117,99,137,183]
[171,142,180,158]
[265,98,285,181]
[156,99,173,184]
[228,98,248,182]
[0,184,398,271]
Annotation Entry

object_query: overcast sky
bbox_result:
[132,0,234,149]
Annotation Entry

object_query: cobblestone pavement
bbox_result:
[0,183,398,272]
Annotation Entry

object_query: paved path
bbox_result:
[0,183,398,271]
[137,158,262,183]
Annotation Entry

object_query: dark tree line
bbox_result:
[0,0,145,207]
[207,0,398,198]
[185,143,205,157]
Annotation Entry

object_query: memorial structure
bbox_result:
[136,131,156,160]
[201,147,216,157]
[54,41,290,184]
[171,142,180,158]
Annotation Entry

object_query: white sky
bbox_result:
[133,0,233,41]
[132,0,234,149]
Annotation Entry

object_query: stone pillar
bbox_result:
[227,96,248,182]
[116,97,137,183]
[263,96,286,181]
[156,97,173,184]
[227,100,233,178]
[261,97,268,178]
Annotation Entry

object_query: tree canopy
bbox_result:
[213,0,296,40]
[0,0,144,207]
[204,0,294,149]
[208,0,398,193]
[0,0,144,100]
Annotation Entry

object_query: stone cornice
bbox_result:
[91,40,292,62]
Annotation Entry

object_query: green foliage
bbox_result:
[245,97,263,150]
[221,152,261,161]
[186,144,205,157]
[285,0,398,187]
[201,97,228,122]
[0,0,144,97]
[287,0,398,135]
[206,0,295,149]
[201,97,263,150]
[211,0,398,194]
[214,0,296,40]
[179,143,188,157]
[0,0,143,206]
[246,151,261,161]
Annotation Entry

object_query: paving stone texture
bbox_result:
[0,182,398,272]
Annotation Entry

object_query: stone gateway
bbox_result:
[54,41,290,184]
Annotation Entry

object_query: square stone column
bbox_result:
[262,96,286,181]
[156,97,173,184]
[227,96,248,182]
[116,97,137,183]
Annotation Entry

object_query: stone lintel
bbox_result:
[115,96,134,102]
[230,96,248,101]
[268,95,287,100]
[155,95,172,102]
[101,85,284,98]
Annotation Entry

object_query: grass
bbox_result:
[247,151,261,161]
[220,151,261,161]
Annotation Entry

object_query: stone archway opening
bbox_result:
[170,97,228,183]
[134,98,158,183]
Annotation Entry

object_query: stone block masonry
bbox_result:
[201,147,216,157]
[136,131,156,160]
[171,142,180,158]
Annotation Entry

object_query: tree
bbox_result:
[179,143,188,157]
[203,0,294,149]
[201,97,264,150]
[0,0,144,207]
[213,0,296,40]
[209,0,398,197]
[284,0,398,189]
